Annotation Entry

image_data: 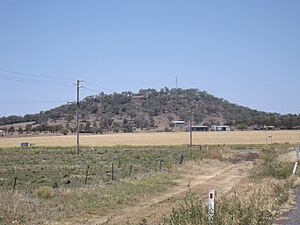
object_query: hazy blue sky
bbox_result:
[0,0,299,116]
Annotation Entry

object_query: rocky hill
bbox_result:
[1,88,300,134]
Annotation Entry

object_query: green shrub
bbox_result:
[253,152,294,179]
[162,192,208,225]
[272,179,294,206]
[34,186,54,199]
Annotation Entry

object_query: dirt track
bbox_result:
[63,160,253,225]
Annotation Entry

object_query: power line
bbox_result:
[0,68,74,81]
[84,80,113,93]
[82,86,101,95]
[0,100,70,104]
[0,68,115,91]
[0,74,73,86]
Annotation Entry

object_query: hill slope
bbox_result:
[1,88,299,133]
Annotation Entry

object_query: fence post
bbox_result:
[112,162,115,181]
[179,151,184,165]
[159,160,163,171]
[129,164,133,177]
[85,165,90,185]
[13,177,17,192]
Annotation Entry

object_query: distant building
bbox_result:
[263,125,275,130]
[211,125,232,131]
[252,125,276,130]
[172,120,186,128]
[187,126,209,132]
[0,130,5,137]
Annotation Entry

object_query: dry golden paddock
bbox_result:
[0,130,299,147]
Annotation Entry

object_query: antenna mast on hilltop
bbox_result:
[176,76,178,89]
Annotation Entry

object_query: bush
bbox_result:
[34,186,54,199]
[162,192,208,225]
[272,179,294,206]
[61,127,69,135]
[253,153,294,179]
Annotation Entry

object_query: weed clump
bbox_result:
[252,151,294,179]
[34,186,54,199]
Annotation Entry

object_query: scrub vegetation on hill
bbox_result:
[1,88,300,134]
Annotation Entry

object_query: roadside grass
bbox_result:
[251,148,299,179]
[161,180,292,225]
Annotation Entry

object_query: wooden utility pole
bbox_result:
[76,80,82,155]
[189,110,193,149]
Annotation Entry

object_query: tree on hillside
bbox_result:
[134,115,148,128]
[91,122,99,134]
[66,114,74,122]
[85,121,92,133]
[61,127,69,135]
[167,115,174,125]
[100,114,114,130]
[8,126,15,134]
[121,118,133,132]
[18,126,23,134]
[112,121,122,133]
[128,110,137,119]
[193,111,204,124]
[25,124,32,133]
[79,124,85,133]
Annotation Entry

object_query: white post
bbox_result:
[293,162,298,176]
[208,190,215,223]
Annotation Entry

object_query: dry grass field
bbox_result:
[0,130,299,148]
[1,144,299,225]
